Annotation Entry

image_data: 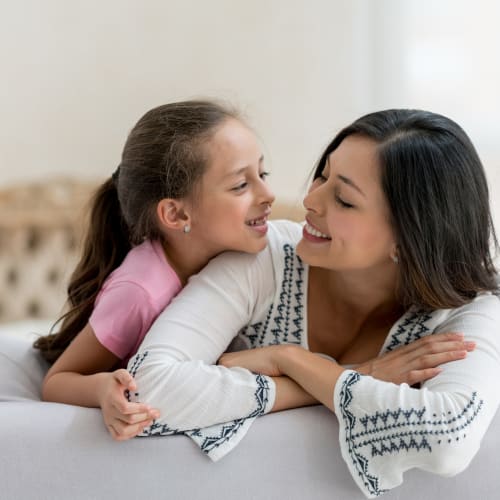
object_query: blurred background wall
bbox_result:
[1,0,499,224]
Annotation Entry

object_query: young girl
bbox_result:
[34,100,275,440]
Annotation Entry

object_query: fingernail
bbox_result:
[464,341,476,349]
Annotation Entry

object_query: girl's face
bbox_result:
[296,134,396,272]
[188,118,275,255]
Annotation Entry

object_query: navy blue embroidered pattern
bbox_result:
[339,372,386,497]
[339,372,484,497]
[386,310,433,351]
[137,374,271,444]
[239,243,304,348]
[128,351,147,378]
[192,374,271,454]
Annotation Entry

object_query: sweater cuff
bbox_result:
[261,375,276,415]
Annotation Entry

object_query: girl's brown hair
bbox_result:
[34,100,238,363]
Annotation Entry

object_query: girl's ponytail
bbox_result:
[34,177,131,363]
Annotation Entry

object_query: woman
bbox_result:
[127,109,500,497]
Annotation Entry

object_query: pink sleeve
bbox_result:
[89,282,151,360]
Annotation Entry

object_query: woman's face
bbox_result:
[296,134,397,272]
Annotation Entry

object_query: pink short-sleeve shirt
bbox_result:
[89,239,181,366]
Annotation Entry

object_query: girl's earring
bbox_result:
[391,254,399,264]
[183,225,191,234]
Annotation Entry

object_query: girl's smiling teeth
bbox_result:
[246,216,268,226]
[304,222,331,239]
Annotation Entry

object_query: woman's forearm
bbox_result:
[277,346,345,412]
[271,376,318,412]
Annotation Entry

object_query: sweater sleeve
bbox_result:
[333,294,500,498]
[127,247,277,449]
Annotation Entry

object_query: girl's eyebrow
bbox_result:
[225,155,264,178]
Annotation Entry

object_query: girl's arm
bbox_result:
[42,323,158,440]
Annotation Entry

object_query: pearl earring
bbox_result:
[183,225,191,234]
[391,254,399,264]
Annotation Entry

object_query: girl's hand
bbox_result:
[98,369,160,441]
[356,332,475,385]
[218,344,298,377]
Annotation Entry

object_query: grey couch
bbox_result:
[1,325,499,500]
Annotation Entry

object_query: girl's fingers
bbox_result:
[108,419,154,441]
[113,399,152,416]
[113,369,137,391]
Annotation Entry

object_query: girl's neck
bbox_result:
[160,238,218,287]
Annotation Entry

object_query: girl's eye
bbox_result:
[259,171,270,180]
[335,195,354,209]
[232,182,248,192]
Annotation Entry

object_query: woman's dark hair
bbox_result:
[313,109,498,310]
[34,100,239,363]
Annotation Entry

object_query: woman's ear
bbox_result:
[389,244,399,264]
[156,199,191,231]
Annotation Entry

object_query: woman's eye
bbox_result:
[335,195,354,209]
[259,171,270,180]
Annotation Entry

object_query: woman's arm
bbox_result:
[271,376,318,411]
[297,297,500,497]
[219,332,475,411]
[127,246,284,432]
[219,314,494,498]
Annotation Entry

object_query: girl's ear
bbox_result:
[156,199,191,231]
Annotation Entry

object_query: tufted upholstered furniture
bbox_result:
[0,179,96,324]
[1,179,500,500]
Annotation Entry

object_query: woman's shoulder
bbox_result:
[268,219,303,242]
[446,291,500,319]
[427,291,500,342]
[190,220,303,287]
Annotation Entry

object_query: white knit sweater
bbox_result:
[128,220,500,497]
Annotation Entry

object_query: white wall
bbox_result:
[1,0,499,226]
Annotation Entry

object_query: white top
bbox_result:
[128,220,500,497]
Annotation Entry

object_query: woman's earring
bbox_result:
[183,225,191,234]
[391,254,399,264]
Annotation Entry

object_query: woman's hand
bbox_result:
[97,369,160,441]
[356,332,475,385]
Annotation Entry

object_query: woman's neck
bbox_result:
[310,264,403,325]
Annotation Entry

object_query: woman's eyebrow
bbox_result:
[337,174,366,197]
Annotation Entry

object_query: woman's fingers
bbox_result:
[404,367,442,386]
[385,333,475,364]
[365,332,475,384]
